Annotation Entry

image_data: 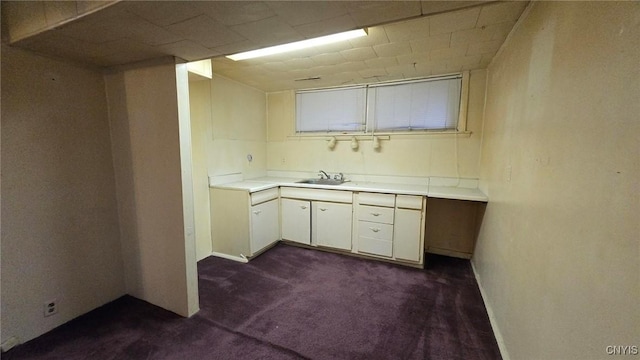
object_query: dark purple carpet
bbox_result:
[3,244,501,360]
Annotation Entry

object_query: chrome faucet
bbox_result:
[318,170,330,179]
[334,173,344,181]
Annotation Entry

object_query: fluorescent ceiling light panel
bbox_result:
[227,28,368,61]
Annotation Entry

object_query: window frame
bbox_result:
[293,72,470,137]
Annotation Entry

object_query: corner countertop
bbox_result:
[211,176,488,202]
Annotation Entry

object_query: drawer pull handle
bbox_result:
[253,210,262,215]
[369,227,380,233]
[300,206,307,209]
[371,213,380,216]
[319,208,327,211]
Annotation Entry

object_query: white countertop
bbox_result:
[211,176,488,202]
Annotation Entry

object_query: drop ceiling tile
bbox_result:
[477,1,528,27]
[385,63,419,78]
[154,40,220,61]
[349,26,389,48]
[284,57,316,70]
[212,40,260,57]
[396,52,429,65]
[479,54,494,67]
[373,42,412,58]
[340,47,377,62]
[429,7,481,35]
[358,68,388,79]
[450,27,493,48]
[487,21,517,41]
[334,61,367,73]
[414,62,432,76]
[43,2,77,27]
[195,1,276,26]
[420,1,489,16]
[409,33,450,53]
[383,16,430,42]
[261,61,290,72]
[230,16,302,47]
[294,14,358,39]
[430,46,468,61]
[123,1,203,27]
[365,56,398,69]
[168,15,245,48]
[346,1,422,27]
[267,2,349,27]
[53,16,123,44]
[311,52,346,66]
[467,39,503,56]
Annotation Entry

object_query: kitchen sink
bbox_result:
[297,178,345,186]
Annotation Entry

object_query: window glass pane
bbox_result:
[296,87,366,132]
[370,77,461,131]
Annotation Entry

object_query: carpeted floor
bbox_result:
[3,244,501,360]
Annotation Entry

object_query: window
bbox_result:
[295,74,465,134]
[296,86,366,132]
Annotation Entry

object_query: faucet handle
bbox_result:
[334,173,344,181]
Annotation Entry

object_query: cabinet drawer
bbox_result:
[358,192,395,207]
[358,236,392,257]
[396,195,423,210]
[358,221,393,241]
[251,187,279,205]
[358,205,394,224]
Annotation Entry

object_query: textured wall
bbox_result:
[473,2,639,359]
[1,46,125,343]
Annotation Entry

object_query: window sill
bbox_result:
[286,131,472,141]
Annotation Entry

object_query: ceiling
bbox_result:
[3,1,528,92]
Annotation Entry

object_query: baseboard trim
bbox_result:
[471,261,510,360]
[210,252,249,263]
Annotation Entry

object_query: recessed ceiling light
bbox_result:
[226,28,368,61]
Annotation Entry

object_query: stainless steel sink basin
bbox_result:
[297,178,345,186]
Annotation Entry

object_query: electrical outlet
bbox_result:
[44,300,58,317]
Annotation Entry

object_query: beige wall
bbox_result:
[209,75,268,179]
[104,59,198,318]
[266,69,486,179]
[189,79,213,261]
[1,46,125,343]
[188,74,267,259]
[473,2,639,359]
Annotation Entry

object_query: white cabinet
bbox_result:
[313,201,352,251]
[354,192,425,265]
[280,187,353,252]
[281,198,311,245]
[250,199,280,254]
[393,208,422,262]
[394,195,426,263]
[210,187,280,259]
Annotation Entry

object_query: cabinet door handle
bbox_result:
[300,205,307,209]
[371,213,380,216]
[319,208,327,211]
[369,227,380,233]
[253,210,262,215]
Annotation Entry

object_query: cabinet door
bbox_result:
[281,198,311,245]
[313,201,352,251]
[250,199,280,256]
[393,208,422,262]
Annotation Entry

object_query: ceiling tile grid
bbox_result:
[4,1,528,89]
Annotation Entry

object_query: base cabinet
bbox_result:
[354,193,425,266]
[313,201,352,251]
[250,199,280,254]
[281,198,311,245]
[210,187,280,259]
